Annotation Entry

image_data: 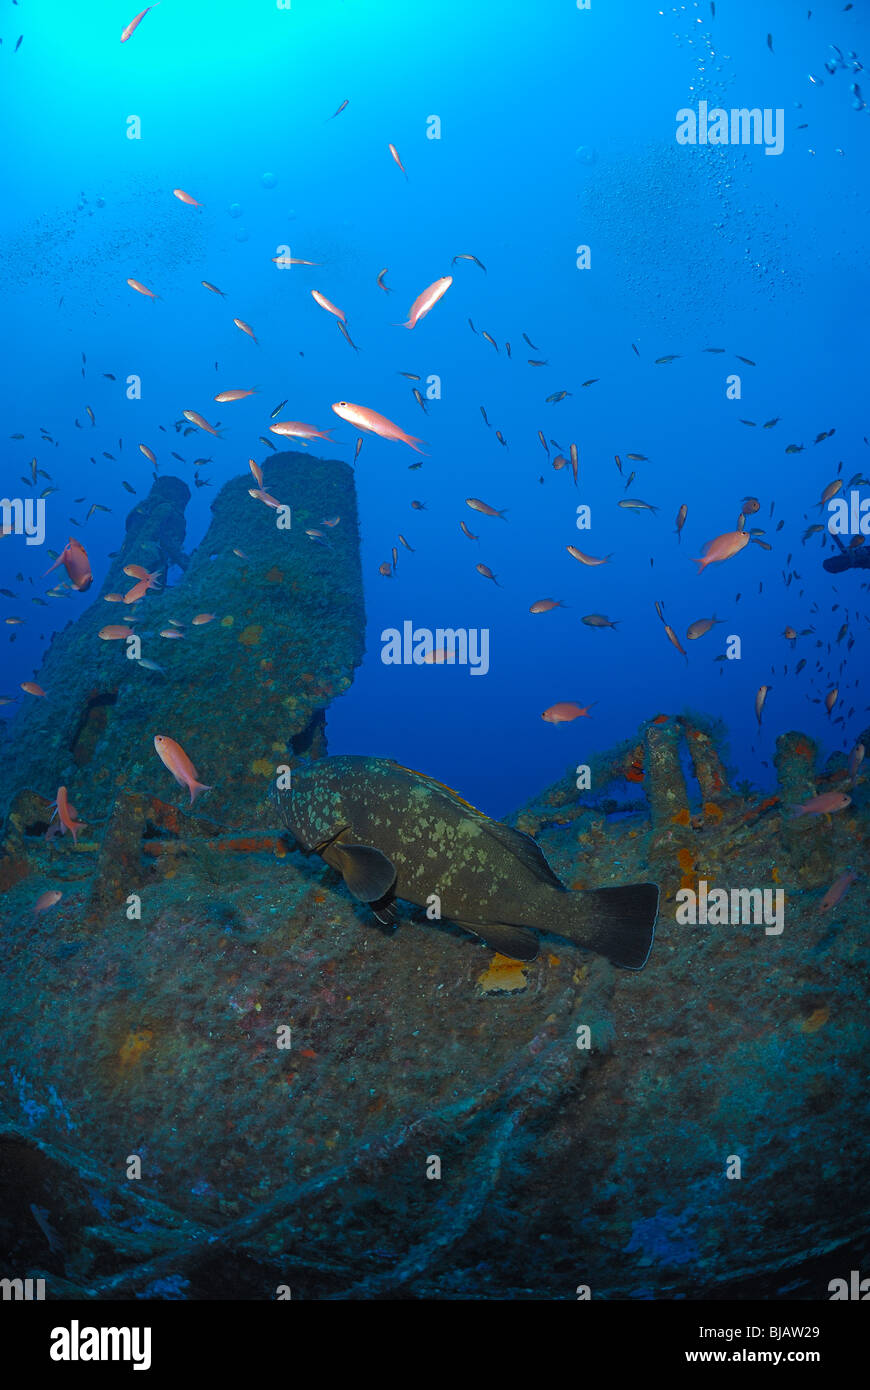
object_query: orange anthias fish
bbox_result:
[248,458,263,487]
[51,786,86,846]
[121,4,160,43]
[43,538,93,591]
[692,530,750,573]
[127,278,159,300]
[400,276,452,330]
[124,572,160,603]
[21,682,47,698]
[99,624,135,640]
[214,388,257,403]
[232,318,258,344]
[123,564,160,582]
[269,420,333,442]
[331,401,425,453]
[311,289,346,323]
[154,735,212,804]
[173,188,202,207]
[541,702,595,724]
[192,613,217,625]
[139,444,157,464]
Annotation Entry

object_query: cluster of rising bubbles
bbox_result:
[574,146,597,166]
[261,172,277,189]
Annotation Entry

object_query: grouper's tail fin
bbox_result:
[565,883,659,970]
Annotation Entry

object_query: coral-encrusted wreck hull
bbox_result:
[1,680,868,1296]
[1,454,364,840]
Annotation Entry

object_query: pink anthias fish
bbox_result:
[121,4,160,43]
[399,275,452,330]
[49,786,86,846]
[269,420,333,441]
[848,742,865,785]
[33,890,63,916]
[541,702,595,724]
[790,792,851,818]
[43,538,93,592]
[248,488,284,510]
[819,870,858,912]
[692,530,750,573]
[331,401,425,453]
[153,735,212,804]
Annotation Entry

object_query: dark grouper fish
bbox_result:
[279,756,659,968]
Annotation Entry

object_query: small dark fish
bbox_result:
[740,420,757,427]
[546,390,571,403]
[786,444,805,454]
[412,387,428,414]
[481,330,498,351]
[15,35,23,52]
[259,435,277,450]
[496,430,507,448]
[505,342,511,358]
[30,1205,63,1255]
[329,98,349,119]
[527,359,548,366]
[767,34,774,52]
[626,453,648,462]
[399,371,421,381]
[354,437,364,463]
[581,379,599,388]
[102,451,115,460]
[523,333,540,350]
[703,347,725,353]
[655,355,680,364]
[377,268,391,293]
[103,372,116,380]
[468,318,477,334]
[270,400,288,419]
[631,343,640,356]
[122,481,136,493]
[538,431,549,455]
[763,418,780,428]
[408,461,423,470]
[337,320,359,351]
[171,451,185,462]
[735,355,756,365]
[480,406,490,427]
[452,253,486,272]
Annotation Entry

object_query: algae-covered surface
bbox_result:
[1,609,868,1296]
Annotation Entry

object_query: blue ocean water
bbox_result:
[2,0,868,816]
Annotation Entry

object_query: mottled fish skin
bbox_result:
[279,756,658,967]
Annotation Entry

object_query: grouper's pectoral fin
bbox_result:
[455,920,540,963]
[322,841,397,902]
